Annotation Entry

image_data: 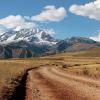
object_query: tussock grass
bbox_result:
[0,58,53,100]
[49,50,100,79]
[0,49,100,99]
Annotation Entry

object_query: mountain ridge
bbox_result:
[0,28,100,58]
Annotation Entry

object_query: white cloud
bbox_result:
[0,15,56,36]
[31,5,67,22]
[90,33,100,42]
[0,15,36,31]
[43,28,55,35]
[0,5,65,34]
[69,0,100,21]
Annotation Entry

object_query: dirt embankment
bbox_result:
[1,67,39,100]
[25,66,100,100]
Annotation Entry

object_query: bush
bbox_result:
[62,64,72,68]
[74,64,81,66]
[83,68,89,75]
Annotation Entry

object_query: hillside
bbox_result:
[72,48,100,57]
[0,30,100,58]
[0,49,100,100]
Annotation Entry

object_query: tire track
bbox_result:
[48,67,100,88]
[25,66,100,100]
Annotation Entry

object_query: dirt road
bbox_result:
[25,66,100,100]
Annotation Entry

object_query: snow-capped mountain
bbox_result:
[0,28,56,45]
[0,27,100,58]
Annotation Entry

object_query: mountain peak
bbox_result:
[0,27,56,45]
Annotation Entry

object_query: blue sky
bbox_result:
[0,0,100,40]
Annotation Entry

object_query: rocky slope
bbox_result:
[0,28,100,58]
[56,37,100,52]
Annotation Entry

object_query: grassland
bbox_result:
[0,58,53,100]
[0,48,100,99]
[41,48,100,79]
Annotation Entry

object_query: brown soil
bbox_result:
[25,66,100,100]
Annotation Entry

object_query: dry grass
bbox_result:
[0,58,54,99]
[52,51,100,79]
[41,50,100,79]
[0,49,100,99]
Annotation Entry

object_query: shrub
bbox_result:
[62,64,72,68]
[83,68,89,75]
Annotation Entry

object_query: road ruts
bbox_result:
[25,67,100,100]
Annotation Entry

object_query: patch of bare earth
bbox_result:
[25,67,100,100]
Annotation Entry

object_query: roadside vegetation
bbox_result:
[0,59,52,100]
[0,48,100,99]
